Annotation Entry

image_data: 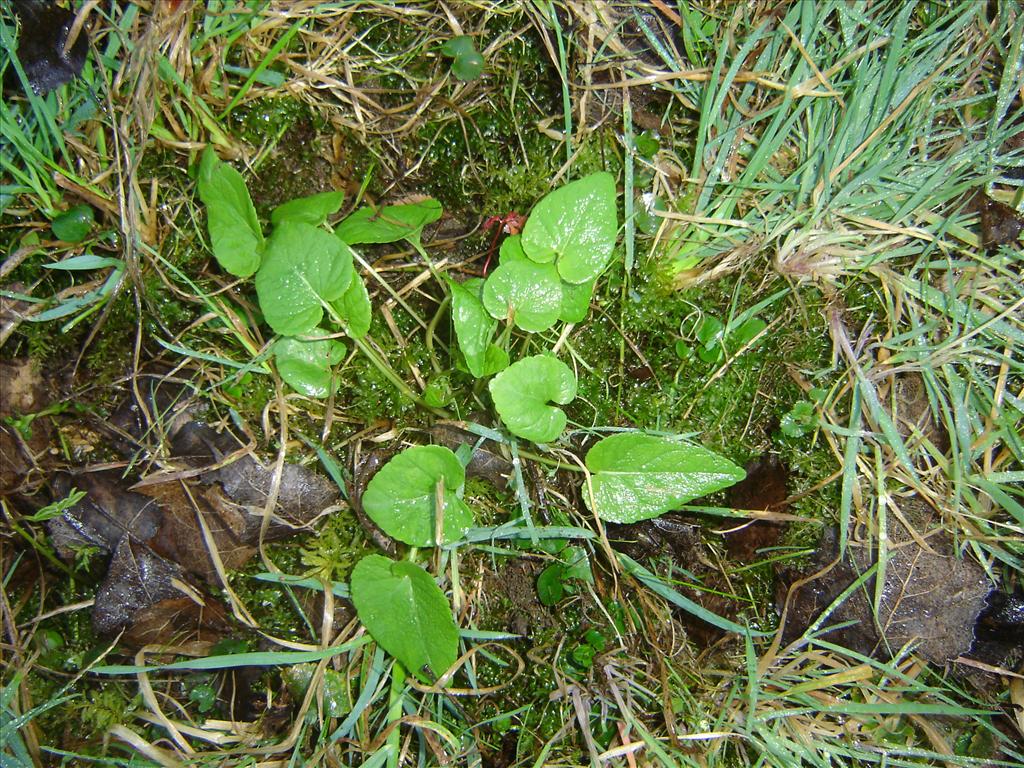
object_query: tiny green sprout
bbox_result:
[633,130,660,159]
[441,35,484,81]
[186,675,217,714]
[682,313,767,363]
[781,399,818,438]
[222,372,253,399]
[423,373,453,408]
[25,486,86,522]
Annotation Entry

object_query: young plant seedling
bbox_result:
[348,444,473,683]
[470,173,615,342]
[440,35,484,81]
[196,148,433,405]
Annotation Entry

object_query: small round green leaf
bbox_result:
[274,332,346,398]
[335,199,442,245]
[270,189,345,226]
[731,317,767,348]
[520,172,618,284]
[51,204,94,243]
[482,260,562,332]
[489,355,576,443]
[441,35,476,58]
[350,554,458,683]
[331,270,372,339]
[451,50,484,81]
[255,221,354,336]
[361,445,474,546]
[583,433,745,524]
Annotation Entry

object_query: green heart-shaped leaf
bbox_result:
[489,355,576,443]
[255,221,353,336]
[482,260,562,332]
[448,277,506,378]
[521,172,618,284]
[336,199,442,245]
[274,332,346,398]
[350,555,458,683]
[361,445,474,546]
[332,270,372,339]
[270,189,345,226]
[198,147,264,277]
[51,204,94,243]
[584,433,745,523]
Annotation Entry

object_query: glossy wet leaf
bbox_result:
[558,278,595,324]
[255,221,353,336]
[331,271,372,338]
[482,260,562,332]
[284,664,348,718]
[51,204,94,243]
[361,445,474,546]
[335,199,442,245]
[270,189,344,226]
[448,277,505,377]
[584,433,745,523]
[693,316,724,349]
[520,172,618,284]
[489,356,576,443]
[274,332,346,398]
[198,147,264,277]
[350,554,458,683]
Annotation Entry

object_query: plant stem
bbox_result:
[323,299,451,417]
[385,660,405,768]
[349,333,450,418]
[425,294,450,375]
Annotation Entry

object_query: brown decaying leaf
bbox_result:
[140,482,258,584]
[47,471,163,559]
[969,189,1024,251]
[780,496,991,663]
[92,538,186,635]
[122,596,231,648]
